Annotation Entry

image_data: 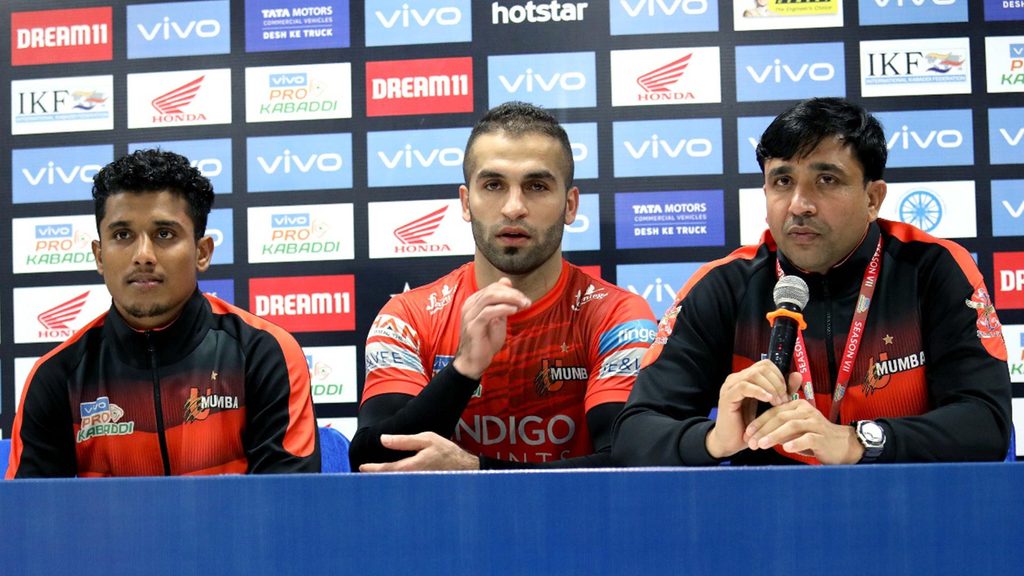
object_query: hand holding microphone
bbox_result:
[765,275,809,383]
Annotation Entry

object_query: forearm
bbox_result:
[349,363,481,468]
[880,400,1010,462]
[612,408,719,467]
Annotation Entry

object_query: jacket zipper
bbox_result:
[147,333,172,476]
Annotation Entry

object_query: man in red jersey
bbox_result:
[351,102,656,471]
[7,149,319,477]
[613,97,1012,466]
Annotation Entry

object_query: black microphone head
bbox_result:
[774,275,809,311]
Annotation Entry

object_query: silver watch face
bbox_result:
[858,421,884,447]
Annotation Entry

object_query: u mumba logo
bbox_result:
[534,359,588,396]
[899,189,942,232]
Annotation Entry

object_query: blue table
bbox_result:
[1,464,1020,575]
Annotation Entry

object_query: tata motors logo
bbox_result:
[245,0,350,52]
[245,63,352,122]
[615,190,725,249]
[366,57,473,117]
[129,138,232,193]
[984,0,1024,21]
[992,180,1024,237]
[985,37,1024,93]
[989,107,1024,165]
[127,0,229,59]
[487,51,596,109]
[250,275,355,332]
[13,284,110,344]
[12,7,112,66]
[613,118,722,177]
[11,75,113,135]
[13,215,98,274]
[610,0,717,35]
[994,252,1024,309]
[367,127,470,188]
[860,37,972,97]
[735,42,845,102]
[367,199,474,259]
[610,47,721,106]
[366,0,471,47]
[303,345,358,404]
[859,0,966,26]
[127,69,232,128]
[247,133,353,192]
[12,144,112,204]
[875,109,973,168]
[247,203,354,264]
[879,181,977,239]
[616,262,704,318]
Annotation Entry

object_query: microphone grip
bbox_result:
[767,316,799,376]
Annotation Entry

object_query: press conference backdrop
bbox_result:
[1,0,1023,455]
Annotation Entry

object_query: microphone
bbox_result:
[765,275,810,378]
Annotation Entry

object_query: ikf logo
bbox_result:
[12,7,112,66]
[366,128,470,188]
[367,199,473,259]
[610,47,721,106]
[735,42,845,102]
[616,262,704,319]
[247,133,353,192]
[245,63,353,122]
[205,209,234,266]
[12,214,97,274]
[11,75,113,135]
[126,0,230,59]
[859,0,967,26]
[487,51,596,109]
[609,0,717,36]
[303,345,358,404]
[365,0,471,47]
[564,122,599,180]
[13,284,110,344]
[247,203,354,264]
[614,190,725,249]
[129,138,232,193]
[878,181,977,239]
[365,57,473,117]
[562,194,600,252]
[199,279,235,304]
[984,0,1024,21]
[245,0,350,52]
[985,36,1024,93]
[989,107,1024,165]
[127,69,232,128]
[860,37,972,97]
[250,275,355,332]
[736,116,774,174]
[875,109,974,168]
[992,180,1024,237]
[612,118,722,177]
[993,252,1024,309]
[12,144,112,204]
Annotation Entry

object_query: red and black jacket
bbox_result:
[7,289,320,477]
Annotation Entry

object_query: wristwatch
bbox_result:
[853,420,886,463]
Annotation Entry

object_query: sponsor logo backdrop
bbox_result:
[2,1,1022,456]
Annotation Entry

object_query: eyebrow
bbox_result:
[766,162,847,178]
[105,219,186,231]
[475,169,558,182]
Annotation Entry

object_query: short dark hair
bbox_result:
[756,97,887,183]
[92,149,215,240]
[463,101,575,188]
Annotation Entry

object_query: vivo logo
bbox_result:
[498,70,587,93]
[374,6,462,28]
[1002,128,1024,146]
[1004,200,1024,219]
[624,135,713,159]
[192,158,222,177]
[35,224,73,239]
[378,146,463,169]
[629,277,678,303]
[572,142,588,162]
[257,150,344,174]
[270,73,307,87]
[272,213,311,228]
[22,162,101,186]
[888,126,963,149]
[137,18,220,41]
[747,61,835,84]
[620,0,707,16]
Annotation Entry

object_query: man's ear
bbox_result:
[866,180,887,221]
[196,235,214,272]
[564,186,580,225]
[459,185,471,223]
[92,240,103,276]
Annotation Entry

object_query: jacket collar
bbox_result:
[775,221,882,300]
[103,288,210,369]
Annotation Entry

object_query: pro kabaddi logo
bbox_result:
[78,396,134,443]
